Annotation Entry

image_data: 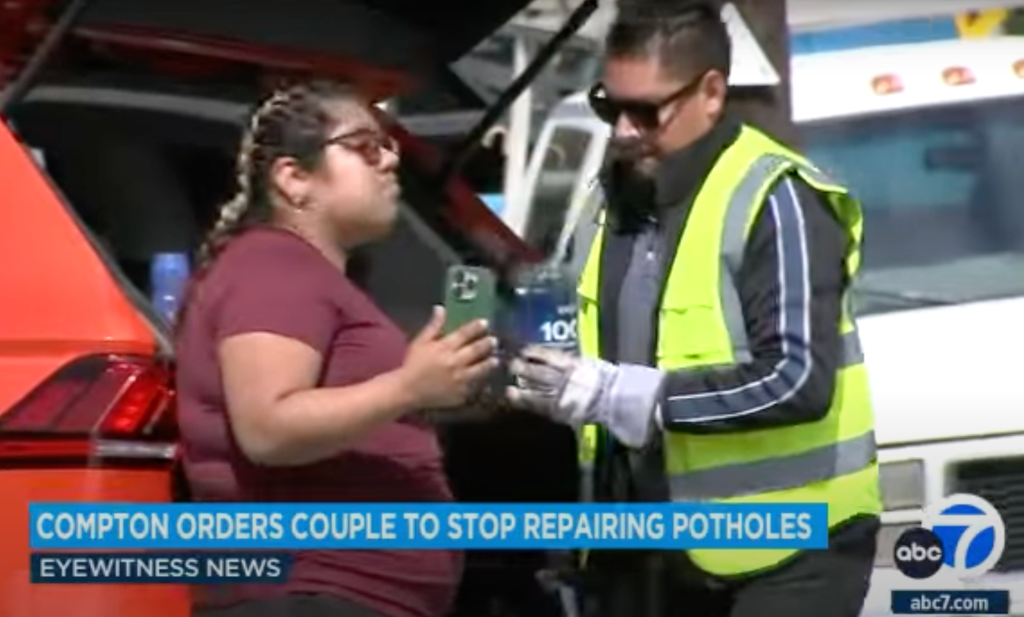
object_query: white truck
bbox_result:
[512,35,1024,614]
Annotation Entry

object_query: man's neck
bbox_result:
[653,112,741,209]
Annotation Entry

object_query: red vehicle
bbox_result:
[0,1,592,615]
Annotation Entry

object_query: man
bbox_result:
[507,2,882,616]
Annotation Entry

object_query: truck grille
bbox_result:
[953,457,1024,572]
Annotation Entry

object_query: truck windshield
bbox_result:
[801,96,1024,316]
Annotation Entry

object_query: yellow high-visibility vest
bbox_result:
[575,125,881,576]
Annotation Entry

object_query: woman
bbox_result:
[174,79,498,617]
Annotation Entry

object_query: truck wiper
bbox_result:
[853,287,956,308]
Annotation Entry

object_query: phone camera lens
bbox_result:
[453,271,479,301]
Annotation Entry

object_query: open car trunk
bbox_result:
[2,2,584,616]
[2,0,530,97]
[0,0,603,335]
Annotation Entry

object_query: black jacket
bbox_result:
[598,115,850,434]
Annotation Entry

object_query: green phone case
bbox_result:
[442,265,498,335]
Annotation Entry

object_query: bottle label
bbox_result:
[509,285,579,355]
[536,303,579,352]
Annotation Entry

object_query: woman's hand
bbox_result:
[400,306,499,409]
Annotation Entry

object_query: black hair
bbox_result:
[606,0,731,82]
[174,79,363,333]
[195,78,362,270]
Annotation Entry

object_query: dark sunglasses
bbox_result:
[324,129,399,167]
[588,74,706,131]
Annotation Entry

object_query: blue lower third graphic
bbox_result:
[31,552,292,584]
[29,503,828,550]
[891,590,1009,615]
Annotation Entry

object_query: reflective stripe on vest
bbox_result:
[669,429,876,500]
[719,152,854,361]
[577,328,865,502]
[577,336,867,507]
[577,424,597,503]
[664,148,876,500]
[574,125,881,576]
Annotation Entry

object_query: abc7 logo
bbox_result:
[893,493,1006,580]
[450,270,480,302]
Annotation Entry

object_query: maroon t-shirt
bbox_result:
[174,227,462,617]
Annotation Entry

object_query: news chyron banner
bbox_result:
[29,503,826,584]
[891,493,1011,615]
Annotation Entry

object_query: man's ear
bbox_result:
[701,70,728,118]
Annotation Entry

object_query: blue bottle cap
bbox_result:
[153,252,190,269]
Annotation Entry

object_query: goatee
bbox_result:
[599,138,657,231]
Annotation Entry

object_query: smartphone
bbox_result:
[442,265,499,336]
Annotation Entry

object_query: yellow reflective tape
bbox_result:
[578,424,598,464]
[577,426,598,569]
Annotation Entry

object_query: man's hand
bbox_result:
[506,345,615,426]
[507,345,664,448]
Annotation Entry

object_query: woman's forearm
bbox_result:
[236,368,417,466]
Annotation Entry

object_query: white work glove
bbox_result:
[507,345,615,425]
[506,345,662,448]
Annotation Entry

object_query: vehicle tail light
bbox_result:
[0,354,177,466]
[1013,59,1024,78]
[942,66,975,86]
[871,74,903,95]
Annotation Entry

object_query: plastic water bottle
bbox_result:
[151,252,191,326]
[506,261,579,356]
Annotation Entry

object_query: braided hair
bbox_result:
[195,79,362,270]
[176,79,362,330]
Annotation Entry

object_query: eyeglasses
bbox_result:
[587,73,706,131]
[324,129,399,167]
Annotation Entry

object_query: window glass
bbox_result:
[801,96,1024,314]
[525,126,593,255]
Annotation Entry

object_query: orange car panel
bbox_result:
[0,120,157,413]
[0,469,188,617]
[0,116,172,615]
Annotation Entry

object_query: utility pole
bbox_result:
[726,0,798,147]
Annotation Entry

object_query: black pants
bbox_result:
[194,594,389,617]
[590,516,878,617]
